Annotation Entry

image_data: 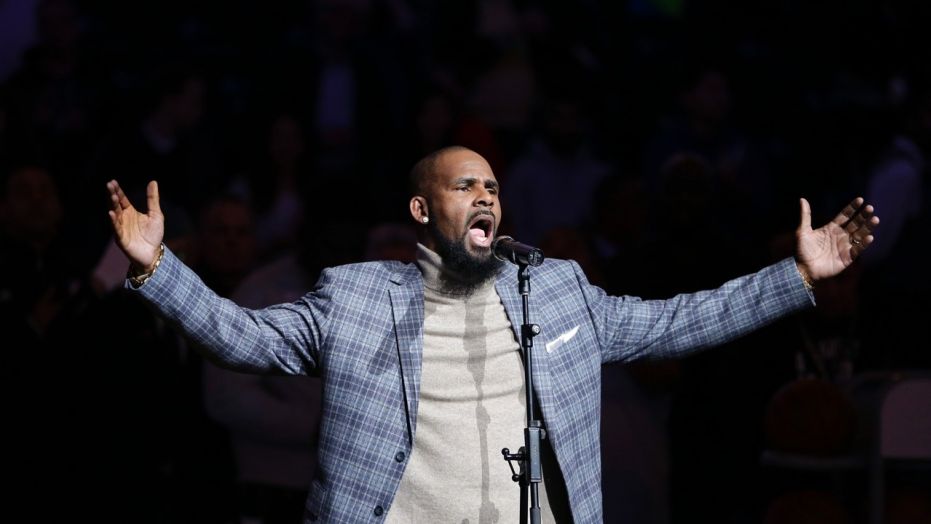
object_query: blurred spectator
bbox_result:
[643,66,777,239]
[364,222,417,263]
[469,53,537,150]
[230,111,312,260]
[0,0,39,81]
[4,0,108,181]
[617,152,750,299]
[539,226,605,287]
[858,75,931,369]
[65,194,240,522]
[274,0,401,177]
[861,135,925,264]
[93,64,222,224]
[191,195,259,297]
[254,0,413,229]
[503,93,610,245]
[592,175,654,297]
[0,163,74,341]
[590,175,648,262]
[644,67,743,181]
[0,1,107,278]
[1,0,115,265]
[410,83,503,173]
[0,164,73,462]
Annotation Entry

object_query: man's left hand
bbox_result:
[796,197,880,284]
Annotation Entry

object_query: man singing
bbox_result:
[106,146,878,523]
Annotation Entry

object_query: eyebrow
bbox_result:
[454,177,499,190]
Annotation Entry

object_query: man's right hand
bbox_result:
[107,180,164,271]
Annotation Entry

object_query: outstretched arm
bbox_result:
[795,197,880,284]
[592,197,880,364]
[106,180,164,272]
[105,179,324,375]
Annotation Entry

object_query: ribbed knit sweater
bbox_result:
[386,244,556,523]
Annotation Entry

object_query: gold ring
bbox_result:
[851,238,862,246]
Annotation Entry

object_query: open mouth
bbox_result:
[467,214,495,248]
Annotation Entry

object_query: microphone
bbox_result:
[492,236,544,267]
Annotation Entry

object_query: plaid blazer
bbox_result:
[133,248,813,523]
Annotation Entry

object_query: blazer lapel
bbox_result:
[495,267,556,428]
[389,265,425,442]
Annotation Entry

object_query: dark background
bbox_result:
[1,0,929,522]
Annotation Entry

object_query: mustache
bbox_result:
[466,209,496,225]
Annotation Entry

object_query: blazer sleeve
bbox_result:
[575,257,815,364]
[128,247,333,375]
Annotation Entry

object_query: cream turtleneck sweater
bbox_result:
[386,244,556,523]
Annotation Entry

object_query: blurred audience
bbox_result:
[229,111,313,261]
[859,75,931,369]
[0,163,74,342]
[0,1,927,521]
[504,92,610,245]
[93,64,221,225]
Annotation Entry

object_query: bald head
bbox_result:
[408,145,474,198]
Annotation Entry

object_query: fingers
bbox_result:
[849,233,875,259]
[840,197,879,242]
[146,180,161,215]
[848,211,879,257]
[798,197,812,232]
[106,181,125,235]
[837,197,865,230]
[106,180,122,221]
[106,179,133,212]
[835,196,881,251]
[845,204,879,234]
[846,198,879,259]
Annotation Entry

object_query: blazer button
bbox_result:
[395,451,406,463]
[374,505,384,516]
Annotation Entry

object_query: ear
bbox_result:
[409,196,428,224]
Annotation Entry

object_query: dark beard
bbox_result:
[429,224,503,296]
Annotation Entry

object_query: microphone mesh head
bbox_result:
[527,249,544,266]
[492,235,514,262]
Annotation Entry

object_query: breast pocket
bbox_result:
[544,324,600,384]
[544,325,580,355]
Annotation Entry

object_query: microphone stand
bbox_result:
[502,263,545,524]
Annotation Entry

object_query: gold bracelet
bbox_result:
[797,265,814,292]
[128,243,165,287]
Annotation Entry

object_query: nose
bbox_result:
[474,187,495,208]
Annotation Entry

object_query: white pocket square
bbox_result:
[545,325,579,353]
